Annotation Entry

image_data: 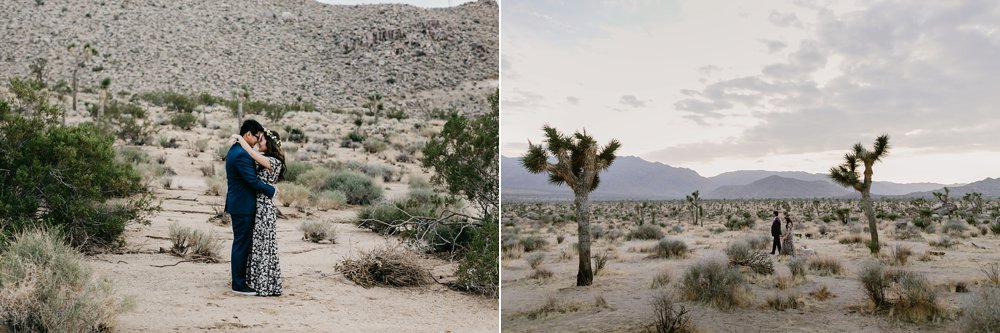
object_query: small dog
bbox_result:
[799,246,816,257]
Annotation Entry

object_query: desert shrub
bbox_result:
[810,285,835,301]
[942,219,968,235]
[788,257,807,279]
[767,292,801,311]
[192,138,209,152]
[323,171,383,205]
[724,239,774,275]
[346,131,365,143]
[648,292,694,333]
[0,116,155,249]
[859,260,890,308]
[679,259,750,309]
[313,190,347,211]
[408,177,432,190]
[335,246,432,288]
[725,213,754,231]
[168,223,192,255]
[838,233,866,244]
[283,161,311,183]
[928,235,956,248]
[299,220,336,243]
[285,126,307,143]
[892,271,942,322]
[990,222,1000,235]
[204,176,226,196]
[169,112,198,130]
[808,256,843,276]
[629,225,664,240]
[651,269,672,289]
[363,139,389,154]
[453,217,499,296]
[650,238,688,259]
[138,91,196,112]
[296,166,331,190]
[593,251,610,275]
[530,267,554,280]
[513,296,584,320]
[356,203,409,235]
[424,222,477,254]
[276,183,310,207]
[526,253,545,269]
[961,286,1000,333]
[158,135,178,148]
[0,229,133,332]
[342,161,397,182]
[982,263,1000,286]
[743,234,771,251]
[167,223,221,262]
[519,236,549,252]
[890,244,913,266]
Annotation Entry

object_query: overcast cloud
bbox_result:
[502,0,1000,184]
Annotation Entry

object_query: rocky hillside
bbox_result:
[704,175,851,199]
[0,0,498,115]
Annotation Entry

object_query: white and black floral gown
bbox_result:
[247,156,283,296]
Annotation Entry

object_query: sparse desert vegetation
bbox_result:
[502,198,1000,331]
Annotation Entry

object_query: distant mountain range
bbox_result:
[501,155,990,200]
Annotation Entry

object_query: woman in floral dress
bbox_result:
[232,129,285,296]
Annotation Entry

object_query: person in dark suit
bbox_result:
[770,211,782,255]
[225,119,277,295]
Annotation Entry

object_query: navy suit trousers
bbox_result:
[230,213,254,290]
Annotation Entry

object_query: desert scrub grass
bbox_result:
[300,220,336,243]
[807,256,844,276]
[335,246,432,288]
[323,171,383,205]
[525,253,545,269]
[889,244,913,266]
[519,236,549,252]
[928,235,957,248]
[788,257,807,279]
[313,190,347,211]
[502,243,524,260]
[204,175,226,196]
[647,238,688,259]
[767,292,802,311]
[283,160,312,183]
[647,292,695,333]
[628,224,664,240]
[941,219,968,236]
[651,269,672,289]
[167,223,222,262]
[982,263,1000,286]
[858,260,891,309]
[511,296,584,320]
[296,166,332,191]
[961,286,1000,332]
[892,271,943,323]
[0,229,133,332]
[679,258,751,310]
[530,267,554,280]
[277,183,310,207]
[724,239,773,275]
[408,176,432,190]
[810,285,835,301]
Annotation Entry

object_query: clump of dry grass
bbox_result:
[767,292,801,311]
[0,229,134,332]
[838,233,867,244]
[277,183,310,207]
[525,253,545,269]
[810,285,835,301]
[983,263,1000,286]
[679,258,751,310]
[335,246,432,288]
[651,269,672,289]
[808,256,844,276]
[510,296,584,320]
[889,244,913,266]
[168,223,222,262]
[858,260,943,322]
[530,267,554,280]
[299,220,336,243]
[645,238,689,259]
[313,190,347,211]
[961,286,1000,332]
[788,257,807,280]
[204,176,226,196]
[928,235,957,248]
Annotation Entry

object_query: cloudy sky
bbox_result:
[316,0,473,7]
[501,0,1000,184]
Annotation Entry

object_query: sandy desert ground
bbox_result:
[501,200,1000,332]
[56,99,500,332]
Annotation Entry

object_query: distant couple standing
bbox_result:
[225,119,286,296]
[770,211,795,256]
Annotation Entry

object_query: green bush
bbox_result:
[169,112,198,130]
[679,259,750,309]
[285,126,307,143]
[356,203,409,235]
[0,229,133,332]
[453,217,498,297]
[519,236,548,252]
[323,171,383,205]
[283,160,312,183]
[628,224,663,240]
[0,116,155,249]
[650,238,688,259]
[859,260,890,308]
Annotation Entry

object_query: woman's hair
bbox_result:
[261,129,286,182]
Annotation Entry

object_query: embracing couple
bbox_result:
[225,119,286,296]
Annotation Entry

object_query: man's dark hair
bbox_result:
[239,119,264,136]
[773,211,779,217]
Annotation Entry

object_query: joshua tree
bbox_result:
[932,186,951,206]
[365,92,384,122]
[686,191,703,226]
[98,77,111,121]
[67,43,98,111]
[963,192,984,215]
[829,134,890,254]
[522,126,620,286]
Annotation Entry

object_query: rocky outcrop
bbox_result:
[0,0,498,115]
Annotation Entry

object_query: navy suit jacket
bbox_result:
[224,143,276,215]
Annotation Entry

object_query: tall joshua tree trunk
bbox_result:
[522,126,620,287]
[830,135,889,254]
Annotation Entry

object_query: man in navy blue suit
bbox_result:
[225,119,277,295]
